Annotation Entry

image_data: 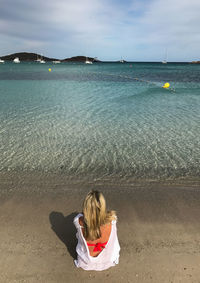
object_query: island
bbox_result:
[0,52,100,63]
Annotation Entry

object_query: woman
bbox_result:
[73,190,120,271]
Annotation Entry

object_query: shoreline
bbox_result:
[1,172,200,282]
[1,170,200,194]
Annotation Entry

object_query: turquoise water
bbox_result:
[0,62,200,180]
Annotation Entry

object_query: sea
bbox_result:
[0,62,200,182]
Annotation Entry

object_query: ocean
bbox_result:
[0,62,200,181]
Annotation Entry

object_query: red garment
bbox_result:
[87,241,108,252]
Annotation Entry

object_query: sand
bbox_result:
[0,172,200,283]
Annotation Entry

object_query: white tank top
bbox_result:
[73,213,120,271]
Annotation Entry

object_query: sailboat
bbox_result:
[13,57,20,63]
[35,54,42,63]
[40,55,46,64]
[0,59,5,63]
[162,49,168,64]
[52,60,61,64]
[36,54,45,63]
[119,57,125,63]
[85,56,93,64]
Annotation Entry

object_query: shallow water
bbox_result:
[0,62,200,180]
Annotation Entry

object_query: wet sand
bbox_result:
[0,172,200,282]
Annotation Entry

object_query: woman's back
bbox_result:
[74,213,120,271]
[79,216,112,257]
[73,190,120,271]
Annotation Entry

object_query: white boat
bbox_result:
[119,59,125,63]
[162,48,168,64]
[35,54,46,63]
[0,59,5,63]
[85,57,93,64]
[35,55,42,62]
[39,54,46,63]
[13,57,20,63]
[52,60,61,64]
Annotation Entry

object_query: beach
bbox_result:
[1,0,200,280]
[1,172,200,283]
[0,62,200,282]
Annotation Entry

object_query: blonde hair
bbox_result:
[82,190,116,241]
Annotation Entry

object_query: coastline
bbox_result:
[1,172,200,282]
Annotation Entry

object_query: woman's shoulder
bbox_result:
[106,210,117,223]
[73,213,83,228]
[73,211,117,230]
[79,216,84,227]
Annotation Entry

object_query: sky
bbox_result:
[0,0,199,61]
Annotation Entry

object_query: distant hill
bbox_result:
[116,60,127,63]
[63,56,100,62]
[0,52,57,61]
[0,52,100,62]
[191,61,200,64]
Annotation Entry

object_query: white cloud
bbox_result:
[0,0,200,60]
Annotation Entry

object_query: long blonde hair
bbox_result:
[82,190,116,241]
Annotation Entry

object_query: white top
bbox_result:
[73,213,120,271]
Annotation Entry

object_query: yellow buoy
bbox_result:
[49,68,52,72]
[163,82,170,88]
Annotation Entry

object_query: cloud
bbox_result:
[137,0,200,60]
[0,0,112,39]
[0,0,200,60]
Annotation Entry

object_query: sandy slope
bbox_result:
[0,173,200,282]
